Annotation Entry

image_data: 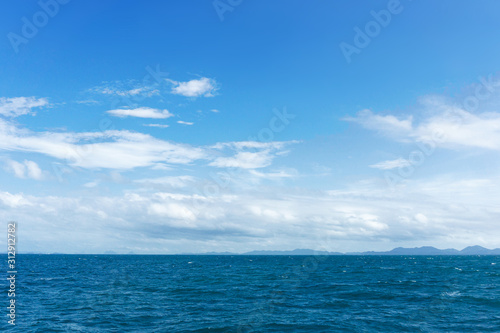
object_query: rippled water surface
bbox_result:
[2,255,499,332]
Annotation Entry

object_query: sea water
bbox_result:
[2,255,499,332]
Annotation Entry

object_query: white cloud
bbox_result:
[168,77,217,97]
[93,84,159,97]
[0,97,49,117]
[0,120,295,173]
[107,107,173,119]
[0,191,32,208]
[210,151,274,169]
[212,141,294,151]
[135,175,195,188]
[345,109,413,137]
[411,109,500,150]
[249,169,297,179]
[144,124,169,128]
[76,99,99,105]
[6,160,25,178]
[209,141,297,169]
[347,99,500,151]
[177,120,194,125]
[414,213,428,224]
[211,109,220,113]
[4,159,43,180]
[25,160,42,179]
[0,119,206,169]
[148,203,197,222]
[1,173,499,253]
[370,158,411,170]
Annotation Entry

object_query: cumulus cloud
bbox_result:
[0,97,49,117]
[2,174,499,254]
[107,107,173,119]
[168,77,217,97]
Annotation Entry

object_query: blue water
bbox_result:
[2,255,499,332]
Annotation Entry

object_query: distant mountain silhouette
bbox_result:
[199,245,500,255]
[19,245,500,255]
[244,249,343,256]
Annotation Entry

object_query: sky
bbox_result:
[0,0,500,254]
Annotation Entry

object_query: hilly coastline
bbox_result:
[200,245,500,256]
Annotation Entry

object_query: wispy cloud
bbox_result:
[347,99,500,151]
[412,108,500,150]
[209,141,298,169]
[91,83,159,97]
[135,175,195,188]
[4,159,43,180]
[0,119,295,172]
[0,118,206,169]
[143,124,169,128]
[0,97,49,117]
[168,77,217,97]
[249,169,298,179]
[344,109,413,137]
[209,151,275,169]
[107,107,174,119]
[177,120,194,125]
[76,99,100,105]
[370,158,411,170]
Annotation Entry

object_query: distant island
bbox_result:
[191,245,500,256]
[19,245,500,255]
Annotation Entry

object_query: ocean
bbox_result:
[2,255,499,332]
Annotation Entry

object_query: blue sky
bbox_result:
[1,0,500,253]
